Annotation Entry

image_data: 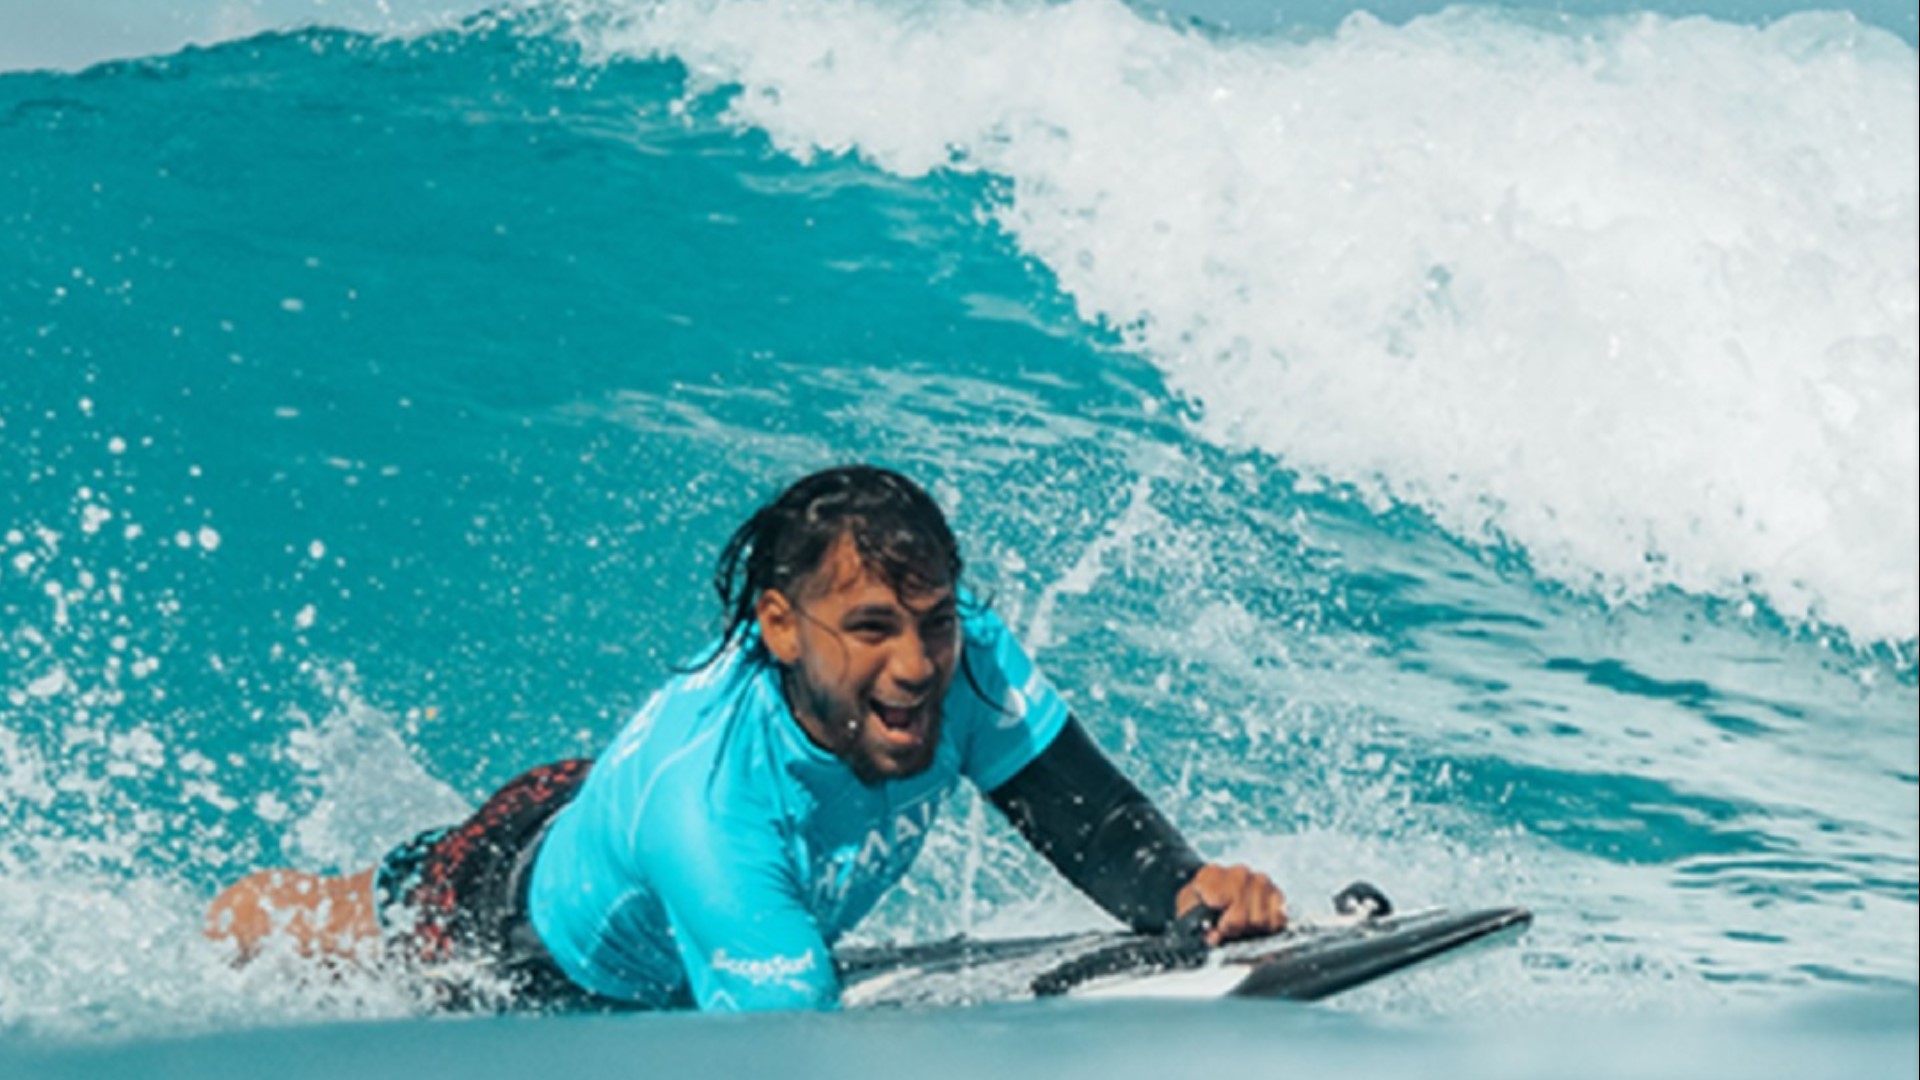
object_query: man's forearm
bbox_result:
[987,717,1205,931]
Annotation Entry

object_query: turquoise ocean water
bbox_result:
[1,1,1916,1076]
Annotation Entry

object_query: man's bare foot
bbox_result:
[205,867,380,965]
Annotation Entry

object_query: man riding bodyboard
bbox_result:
[206,465,1286,1011]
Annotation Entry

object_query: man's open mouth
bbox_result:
[871,697,927,738]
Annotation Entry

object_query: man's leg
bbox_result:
[205,867,379,964]
[203,758,591,988]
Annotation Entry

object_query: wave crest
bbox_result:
[570,0,1919,645]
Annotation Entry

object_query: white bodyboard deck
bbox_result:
[835,904,1532,1007]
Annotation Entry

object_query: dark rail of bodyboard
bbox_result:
[834,905,1533,1005]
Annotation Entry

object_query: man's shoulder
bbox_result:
[585,688,789,859]
[600,650,779,778]
[957,596,1017,648]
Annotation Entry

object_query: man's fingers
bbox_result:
[1213,866,1254,943]
[1261,884,1288,931]
[1226,878,1284,941]
[1193,865,1237,943]
[1183,863,1289,944]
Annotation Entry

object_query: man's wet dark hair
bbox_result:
[702,465,964,666]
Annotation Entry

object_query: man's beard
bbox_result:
[788,669,939,784]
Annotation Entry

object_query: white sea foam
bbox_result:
[580,0,1918,646]
[0,678,462,1037]
[279,686,473,869]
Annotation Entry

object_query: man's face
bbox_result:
[758,535,960,783]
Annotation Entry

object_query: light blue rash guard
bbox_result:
[525,605,1069,1012]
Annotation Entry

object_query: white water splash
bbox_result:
[281,686,472,870]
[580,0,1918,647]
[0,656,466,1037]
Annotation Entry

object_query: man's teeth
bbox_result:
[874,700,920,729]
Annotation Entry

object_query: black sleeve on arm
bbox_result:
[986,716,1206,933]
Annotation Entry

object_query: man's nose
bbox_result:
[888,631,937,691]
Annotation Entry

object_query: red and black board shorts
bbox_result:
[373,758,611,1010]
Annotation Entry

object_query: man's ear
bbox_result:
[757,589,801,665]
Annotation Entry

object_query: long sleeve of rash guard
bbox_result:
[985,716,1205,932]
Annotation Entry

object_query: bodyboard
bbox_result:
[835,904,1531,1007]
